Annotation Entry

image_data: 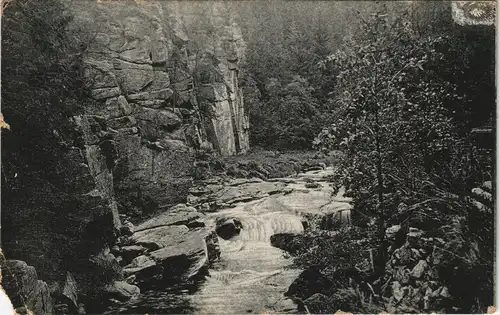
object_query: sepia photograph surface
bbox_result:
[0,1,496,314]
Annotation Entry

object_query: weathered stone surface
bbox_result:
[113,60,154,94]
[119,245,147,256]
[128,88,174,101]
[159,139,190,151]
[124,226,216,285]
[118,245,148,265]
[1,260,54,315]
[91,87,121,100]
[119,38,152,64]
[135,107,182,130]
[120,221,135,236]
[147,71,170,91]
[62,272,78,310]
[84,59,118,89]
[102,281,140,302]
[123,255,155,276]
[113,134,194,214]
[190,181,287,207]
[136,99,166,109]
[135,204,203,232]
[198,83,228,101]
[108,115,137,129]
[97,96,134,119]
[131,225,190,250]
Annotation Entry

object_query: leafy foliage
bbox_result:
[310,3,494,313]
[249,76,327,149]
[314,6,491,219]
[1,0,95,280]
[2,0,92,176]
[231,1,370,149]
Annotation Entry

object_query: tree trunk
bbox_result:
[374,108,386,277]
[374,136,386,276]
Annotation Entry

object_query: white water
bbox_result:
[191,167,352,314]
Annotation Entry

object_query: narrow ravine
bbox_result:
[189,167,352,314]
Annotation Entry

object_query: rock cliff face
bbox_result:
[69,0,249,215]
[2,113,122,308]
[0,258,54,315]
[2,2,249,312]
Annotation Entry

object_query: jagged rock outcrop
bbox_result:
[187,179,287,212]
[69,0,250,216]
[2,113,122,309]
[0,258,54,315]
[383,213,482,313]
[114,204,219,288]
[4,1,248,311]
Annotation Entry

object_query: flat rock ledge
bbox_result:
[114,204,220,289]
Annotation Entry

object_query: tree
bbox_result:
[314,6,469,274]
[248,76,323,150]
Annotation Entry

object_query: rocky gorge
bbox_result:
[102,166,352,314]
[1,1,494,314]
[0,1,350,313]
[1,0,253,313]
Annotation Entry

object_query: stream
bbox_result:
[191,167,352,314]
[111,167,352,314]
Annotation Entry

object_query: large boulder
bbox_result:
[131,225,189,251]
[285,267,334,300]
[215,218,243,240]
[124,225,218,286]
[61,272,79,310]
[270,233,304,255]
[101,281,140,302]
[116,245,148,264]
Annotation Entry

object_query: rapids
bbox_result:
[107,167,352,314]
[190,167,352,314]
